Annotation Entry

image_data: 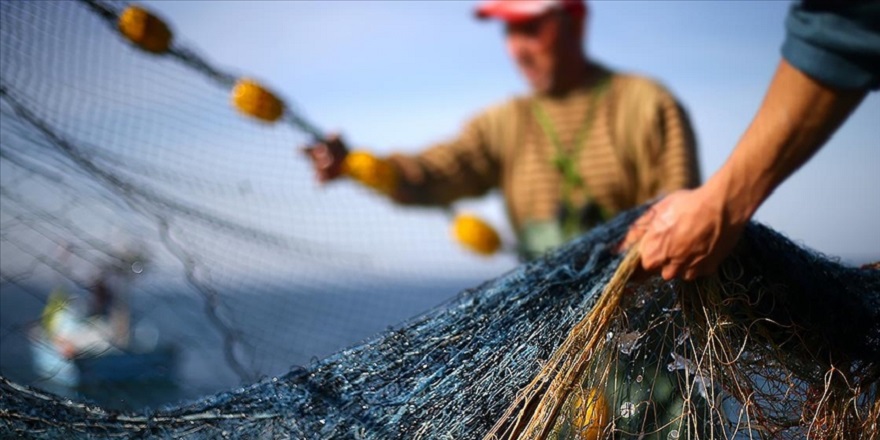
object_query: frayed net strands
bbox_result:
[2,208,879,439]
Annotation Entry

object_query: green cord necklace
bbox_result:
[531,76,610,238]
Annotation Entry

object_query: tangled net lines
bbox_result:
[2,208,878,439]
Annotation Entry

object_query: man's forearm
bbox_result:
[708,59,867,223]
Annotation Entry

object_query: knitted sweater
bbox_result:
[387,67,700,235]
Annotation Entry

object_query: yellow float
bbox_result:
[570,388,610,440]
[118,5,172,54]
[231,79,285,123]
[451,214,501,256]
[341,151,399,195]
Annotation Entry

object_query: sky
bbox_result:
[96,1,880,264]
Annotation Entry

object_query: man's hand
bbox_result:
[622,60,869,281]
[302,133,348,183]
[623,187,748,281]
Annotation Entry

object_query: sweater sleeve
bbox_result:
[653,90,701,195]
[782,0,880,90]
[384,104,510,206]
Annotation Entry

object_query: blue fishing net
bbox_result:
[2,211,879,438]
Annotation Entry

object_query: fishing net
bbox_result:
[2,212,879,439]
[2,1,879,439]
[0,0,515,410]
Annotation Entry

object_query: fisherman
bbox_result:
[87,267,131,347]
[626,0,880,280]
[304,0,700,260]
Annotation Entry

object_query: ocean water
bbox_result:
[0,277,487,411]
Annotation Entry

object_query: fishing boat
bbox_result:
[30,329,176,389]
[30,290,176,388]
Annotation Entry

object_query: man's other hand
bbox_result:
[302,133,348,183]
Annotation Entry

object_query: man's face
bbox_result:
[505,12,573,94]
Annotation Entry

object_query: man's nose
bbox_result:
[507,39,532,63]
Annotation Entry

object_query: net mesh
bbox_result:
[2,213,879,439]
[0,0,514,410]
[1,1,879,439]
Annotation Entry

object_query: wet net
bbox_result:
[3,212,879,439]
[2,1,879,439]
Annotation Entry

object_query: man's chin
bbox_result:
[526,78,552,94]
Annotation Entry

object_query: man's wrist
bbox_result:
[705,165,763,228]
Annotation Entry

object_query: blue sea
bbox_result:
[0,276,488,412]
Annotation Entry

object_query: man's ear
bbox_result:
[558,10,585,44]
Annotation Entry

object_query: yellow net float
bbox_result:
[451,214,501,256]
[341,151,399,195]
[570,388,610,440]
[117,5,173,54]
[231,79,285,123]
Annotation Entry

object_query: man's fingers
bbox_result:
[661,263,682,281]
[303,144,338,171]
[301,143,328,162]
[300,143,331,183]
[641,250,663,272]
[299,133,349,185]
[618,227,641,254]
[639,227,668,272]
[621,210,655,246]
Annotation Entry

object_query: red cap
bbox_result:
[475,0,586,23]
